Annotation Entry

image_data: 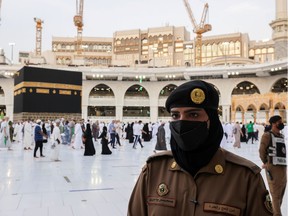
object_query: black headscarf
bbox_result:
[170,109,223,176]
[85,123,92,139]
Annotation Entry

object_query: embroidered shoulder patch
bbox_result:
[157,183,169,196]
[204,203,241,216]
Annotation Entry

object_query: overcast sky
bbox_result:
[0,0,275,63]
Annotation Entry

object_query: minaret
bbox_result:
[270,0,288,60]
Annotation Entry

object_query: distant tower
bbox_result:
[34,18,44,56]
[270,0,288,60]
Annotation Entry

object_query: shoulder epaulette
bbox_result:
[146,151,173,163]
[222,149,261,174]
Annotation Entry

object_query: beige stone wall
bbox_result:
[231,92,287,123]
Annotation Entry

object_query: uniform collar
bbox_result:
[196,148,226,176]
[169,148,226,176]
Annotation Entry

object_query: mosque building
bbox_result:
[0,0,287,123]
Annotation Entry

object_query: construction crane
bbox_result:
[183,0,211,66]
[74,0,84,54]
[34,17,44,56]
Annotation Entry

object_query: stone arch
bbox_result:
[158,84,177,117]
[258,103,270,123]
[236,105,245,112]
[259,103,269,111]
[124,84,149,98]
[88,83,116,118]
[245,104,257,122]
[89,83,114,97]
[232,81,260,95]
[271,77,287,93]
[274,102,285,110]
[158,84,177,98]
[123,84,150,118]
[184,62,191,67]
[234,105,245,123]
[274,102,286,122]
[247,104,257,111]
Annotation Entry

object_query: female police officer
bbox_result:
[128,80,272,216]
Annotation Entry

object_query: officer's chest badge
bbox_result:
[157,183,169,196]
[190,88,205,104]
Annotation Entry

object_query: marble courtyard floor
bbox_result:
[0,138,287,216]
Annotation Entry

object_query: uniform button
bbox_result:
[215,164,223,174]
[171,161,177,169]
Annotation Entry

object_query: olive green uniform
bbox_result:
[259,132,287,216]
[128,149,272,216]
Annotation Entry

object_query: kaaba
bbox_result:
[13,66,82,121]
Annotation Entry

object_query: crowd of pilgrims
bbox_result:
[0,118,171,157]
[0,117,287,158]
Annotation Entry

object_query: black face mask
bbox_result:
[277,123,284,130]
[170,120,209,151]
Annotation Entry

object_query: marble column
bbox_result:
[222,105,231,123]
[82,105,88,120]
[150,106,158,123]
[116,105,123,121]
[6,104,13,121]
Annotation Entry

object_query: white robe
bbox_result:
[50,126,62,161]
[23,122,33,148]
[0,121,11,148]
[73,123,83,149]
[13,124,20,142]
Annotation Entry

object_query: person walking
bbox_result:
[232,122,243,148]
[1,116,13,150]
[83,123,96,156]
[50,119,62,161]
[108,120,116,148]
[259,115,286,216]
[246,121,255,144]
[126,122,134,143]
[240,123,247,143]
[142,123,150,142]
[128,80,272,215]
[98,126,112,155]
[132,120,144,149]
[92,121,100,142]
[34,119,47,158]
[72,120,84,149]
[62,120,70,145]
[23,119,33,150]
[154,121,167,153]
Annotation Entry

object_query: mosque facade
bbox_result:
[0,0,287,123]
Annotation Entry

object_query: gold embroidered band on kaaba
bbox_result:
[14,81,82,96]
